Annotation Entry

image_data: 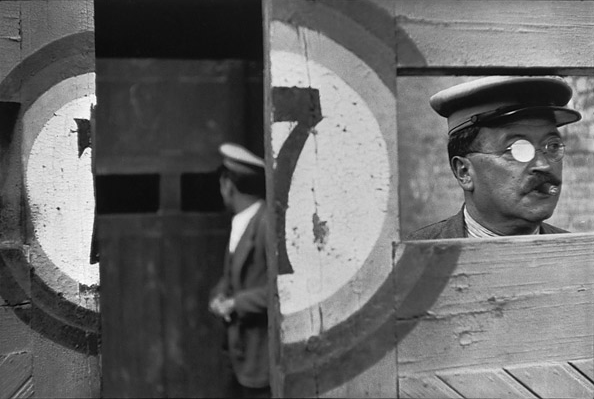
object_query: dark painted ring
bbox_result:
[0,31,99,355]
[270,1,445,395]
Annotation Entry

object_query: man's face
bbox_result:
[465,117,563,230]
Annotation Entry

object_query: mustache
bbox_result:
[525,172,562,192]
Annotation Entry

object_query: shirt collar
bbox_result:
[229,200,263,253]
[463,205,540,238]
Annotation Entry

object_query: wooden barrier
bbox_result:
[265,1,594,397]
[0,1,99,397]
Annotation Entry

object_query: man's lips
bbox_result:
[526,175,562,196]
[534,182,560,196]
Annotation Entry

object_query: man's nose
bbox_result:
[529,149,554,172]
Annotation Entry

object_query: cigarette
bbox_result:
[548,185,559,195]
[539,182,559,196]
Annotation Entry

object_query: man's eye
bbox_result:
[548,142,562,150]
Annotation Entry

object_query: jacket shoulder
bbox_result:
[406,219,451,240]
[406,211,465,240]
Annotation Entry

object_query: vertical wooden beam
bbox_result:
[266,0,398,396]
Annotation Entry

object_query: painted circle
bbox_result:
[23,72,98,310]
[25,74,97,288]
[272,50,389,312]
[0,31,98,351]
[271,22,398,343]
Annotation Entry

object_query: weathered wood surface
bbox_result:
[0,352,33,399]
[0,1,93,83]
[266,0,399,396]
[0,1,99,398]
[96,56,261,397]
[273,232,594,397]
[396,235,594,398]
[0,2,21,81]
[95,59,250,175]
[397,234,594,375]
[266,0,594,397]
[266,1,594,398]
[390,0,594,71]
[0,306,33,399]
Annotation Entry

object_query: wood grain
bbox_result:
[399,375,463,398]
[394,0,594,71]
[320,349,398,398]
[19,0,93,59]
[0,352,33,399]
[506,362,594,398]
[570,358,594,380]
[0,306,30,355]
[0,2,22,82]
[266,1,594,398]
[397,234,594,376]
[437,368,536,398]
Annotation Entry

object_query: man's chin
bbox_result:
[519,204,557,224]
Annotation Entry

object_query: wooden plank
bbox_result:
[266,1,399,396]
[94,59,247,176]
[99,217,166,398]
[0,2,22,82]
[20,0,93,59]
[0,352,32,399]
[396,234,594,376]
[161,215,231,397]
[570,359,594,381]
[320,349,398,398]
[31,333,99,399]
[437,368,537,398]
[11,376,34,398]
[399,375,463,399]
[506,362,594,398]
[0,306,30,354]
[394,0,594,70]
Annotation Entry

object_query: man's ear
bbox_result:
[451,156,474,192]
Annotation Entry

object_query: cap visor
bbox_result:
[489,106,581,128]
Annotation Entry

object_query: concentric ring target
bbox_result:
[268,1,453,395]
[0,31,98,354]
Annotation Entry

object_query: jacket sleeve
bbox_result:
[210,249,231,300]
[233,285,267,319]
[210,277,228,300]
[233,211,269,320]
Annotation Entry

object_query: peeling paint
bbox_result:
[312,212,329,251]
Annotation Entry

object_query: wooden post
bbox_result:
[0,1,99,397]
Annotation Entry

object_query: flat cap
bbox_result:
[430,76,581,135]
[219,143,264,175]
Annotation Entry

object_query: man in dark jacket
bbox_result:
[209,143,270,398]
[408,76,582,240]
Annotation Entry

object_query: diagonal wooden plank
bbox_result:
[0,306,30,354]
[570,359,594,381]
[11,376,34,399]
[0,352,32,399]
[437,368,537,398]
[506,362,594,398]
[399,375,463,398]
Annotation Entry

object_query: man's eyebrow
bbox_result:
[545,130,562,139]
